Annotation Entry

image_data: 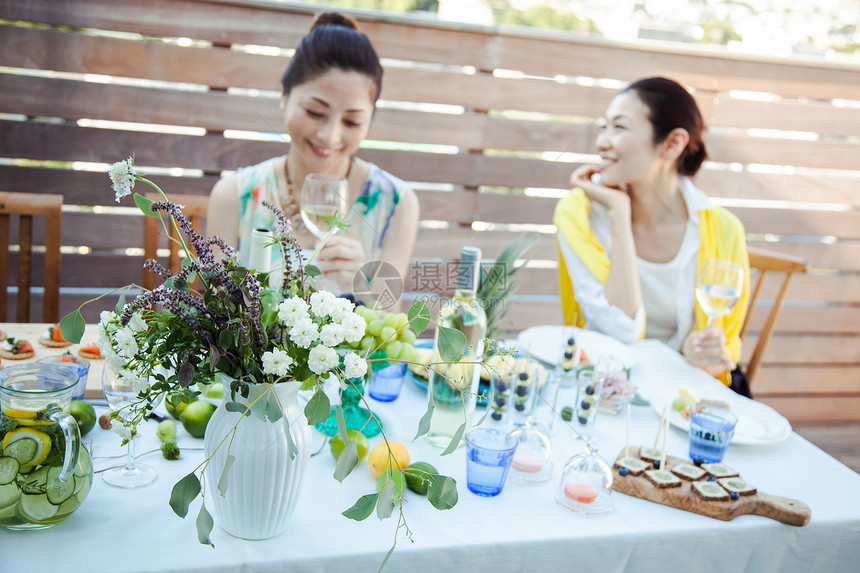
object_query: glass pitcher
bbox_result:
[0,363,94,530]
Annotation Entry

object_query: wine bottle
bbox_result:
[426,246,488,448]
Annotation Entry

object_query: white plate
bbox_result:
[516,325,637,369]
[651,394,791,446]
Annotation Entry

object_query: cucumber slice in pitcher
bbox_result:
[21,465,48,494]
[2,438,37,466]
[0,482,22,509]
[19,493,59,521]
[46,466,75,505]
[0,456,20,485]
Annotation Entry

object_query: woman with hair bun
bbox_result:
[208,12,418,305]
[554,77,750,387]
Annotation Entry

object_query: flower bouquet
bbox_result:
[60,157,465,547]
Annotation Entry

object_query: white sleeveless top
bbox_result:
[636,220,698,350]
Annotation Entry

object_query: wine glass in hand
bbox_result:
[695,258,744,327]
[102,368,164,488]
[300,173,349,240]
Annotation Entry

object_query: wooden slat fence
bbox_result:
[1,0,859,422]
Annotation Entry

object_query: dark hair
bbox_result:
[281,12,383,103]
[622,77,708,176]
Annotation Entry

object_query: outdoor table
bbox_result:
[1,322,859,572]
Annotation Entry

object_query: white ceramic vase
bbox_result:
[203,381,311,540]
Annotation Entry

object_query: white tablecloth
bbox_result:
[2,332,859,573]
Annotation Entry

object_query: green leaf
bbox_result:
[224,401,250,416]
[437,326,466,362]
[304,263,321,277]
[196,503,215,547]
[407,301,431,334]
[304,387,331,425]
[248,383,272,421]
[114,292,127,313]
[169,472,201,518]
[217,454,235,497]
[413,393,434,440]
[376,480,395,519]
[218,328,233,350]
[333,439,359,483]
[284,415,297,460]
[379,540,397,572]
[427,474,458,510]
[342,493,378,521]
[59,310,85,344]
[265,392,283,423]
[441,422,466,456]
[134,192,158,218]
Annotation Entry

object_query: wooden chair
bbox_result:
[0,191,63,323]
[142,193,209,291]
[740,247,807,385]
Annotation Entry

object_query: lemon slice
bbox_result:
[1,407,51,426]
[2,428,52,469]
[677,385,700,405]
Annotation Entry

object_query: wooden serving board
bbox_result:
[612,447,811,526]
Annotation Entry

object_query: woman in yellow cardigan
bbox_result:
[554,77,750,389]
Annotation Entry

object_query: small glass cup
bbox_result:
[367,362,408,402]
[465,427,518,497]
[688,405,738,464]
[510,364,540,426]
[36,353,90,400]
[487,371,513,426]
[569,368,603,439]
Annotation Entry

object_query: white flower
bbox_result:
[289,318,319,348]
[114,326,139,359]
[262,348,294,377]
[120,369,150,394]
[340,312,366,344]
[127,312,147,333]
[330,297,355,322]
[110,419,133,441]
[109,157,136,202]
[278,297,310,327]
[105,350,125,375]
[310,291,338,318]
[98,310,119,337]
[343,352,368,379]
[308,345,339,375]
[319,323,345,347]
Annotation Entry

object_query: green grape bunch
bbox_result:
[351,306,422,365]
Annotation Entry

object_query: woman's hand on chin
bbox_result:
[570,164,629,213]
[315,234,366,293]
[682,325,736,378]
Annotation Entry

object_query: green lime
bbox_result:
[404,461,437,495]
[329,429,369,462]
[166,395,197,420]
[180,400,216,438]
[69,400,96,437]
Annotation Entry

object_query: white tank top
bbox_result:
[636,221,698,350]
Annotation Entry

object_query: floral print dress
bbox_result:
[234,157,408,268]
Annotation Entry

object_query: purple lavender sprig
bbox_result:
[262,200,306,299]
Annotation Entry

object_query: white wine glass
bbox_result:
[695,258,744,327]
[299,173,349,240]
[102,368,164,488]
